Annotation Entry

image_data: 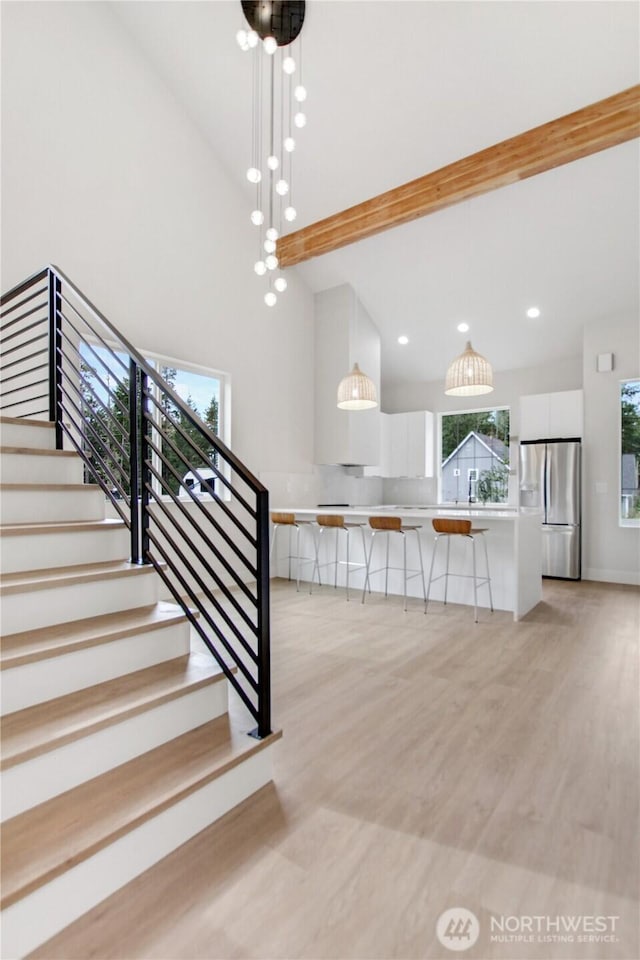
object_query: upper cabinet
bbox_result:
[390,410,434,477]
[315,285,381,466]
[364,410,434,477]
[520,389,584,441]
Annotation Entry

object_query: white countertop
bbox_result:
[272,505,541,521]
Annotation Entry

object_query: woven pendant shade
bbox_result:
[445,341,494,396]
[337,363,378,410]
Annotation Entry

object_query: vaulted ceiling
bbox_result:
[113,1,639,387]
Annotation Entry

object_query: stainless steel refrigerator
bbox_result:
[519,439,581,579]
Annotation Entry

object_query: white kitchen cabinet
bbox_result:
[551,390,583,438]
[362,413,390,477]
[314,285,381,466]
[364,410,434,477]
[520,390,583,441]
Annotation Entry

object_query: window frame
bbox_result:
[619,377,640,528]
[141,347,231,501]
[78,338,231,502]
[437,404,511,505]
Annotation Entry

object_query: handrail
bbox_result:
[49,265,266,495]
[0,266,271,738]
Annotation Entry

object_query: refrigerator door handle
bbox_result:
[543,444,549,523]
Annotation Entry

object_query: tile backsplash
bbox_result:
[259,466,435,508]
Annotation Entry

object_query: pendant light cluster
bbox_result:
[445,340,494,396]
[237,1,307,307]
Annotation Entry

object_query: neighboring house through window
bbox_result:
[440,408,510,503]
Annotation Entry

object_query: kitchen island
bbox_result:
[270,506,542,620]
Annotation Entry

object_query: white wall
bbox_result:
[0,0,314,483]
[314,284,381,467]
[582,313,640,584]
[382,354,583,437]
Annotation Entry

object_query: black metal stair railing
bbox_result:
[0,265,271,738]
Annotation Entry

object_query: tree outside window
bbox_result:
[79,345,222,498]
[621,379,640,522]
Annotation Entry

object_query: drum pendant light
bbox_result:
[337,363,378,410]
[445,341,494,396]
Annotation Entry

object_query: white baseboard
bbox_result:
[583,567,640,586]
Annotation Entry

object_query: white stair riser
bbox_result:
[0,422,55,450]
[1,621,191,715]
[1,572,159,634]
[0,452,84,485]
[2,682,229,821]
[0,743,275,958]
[0,486,105,524]
[0,526,130,574]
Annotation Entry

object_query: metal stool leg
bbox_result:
[444,535,451,605]
[360,525,371,595]
[362,530,376,603]
[471,535,478,622]
[482,533,494,612]
[295,525,302,592]
[309,525,323,594]
[334,528,339,589]
[415,529,427,611]
[384,532,390,598]
[402,532,408,612]
[345,529,350,601]
[425,534,440,614]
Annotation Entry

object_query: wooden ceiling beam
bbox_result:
[277,85,640,267]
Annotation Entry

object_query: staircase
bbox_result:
[0,417,280,957]
[0,268,279,958]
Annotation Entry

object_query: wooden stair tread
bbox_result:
[0,482,99,491]
[1,602,189,670]
[1,653,225,769]
[0,718,282,909]
[0,445,79,457]
[0,416,54,428]
[0,560,156,595]
[0,518,125,537]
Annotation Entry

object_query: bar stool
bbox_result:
[425,518,494,622]
[361,516,427,611]
[310,514,368,601]
[269,512,317,591]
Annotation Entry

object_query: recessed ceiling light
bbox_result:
[397,335,409,345]
[457,322,470,333]
[526,307,541,318]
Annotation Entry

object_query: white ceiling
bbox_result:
[113,1,639,387]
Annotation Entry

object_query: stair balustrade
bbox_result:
[0,266,271,738]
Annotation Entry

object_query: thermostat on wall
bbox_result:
[596,352,614,372]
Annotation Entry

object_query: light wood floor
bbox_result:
[30,579,639,959]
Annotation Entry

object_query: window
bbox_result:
[621,379,640,526]
[440,407,510,503]
[79,343,228,498]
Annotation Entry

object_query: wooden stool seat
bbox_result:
[312,515,367,601]
[362,516,426,611]
[270,512,318,591]
[426,518,493,622]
